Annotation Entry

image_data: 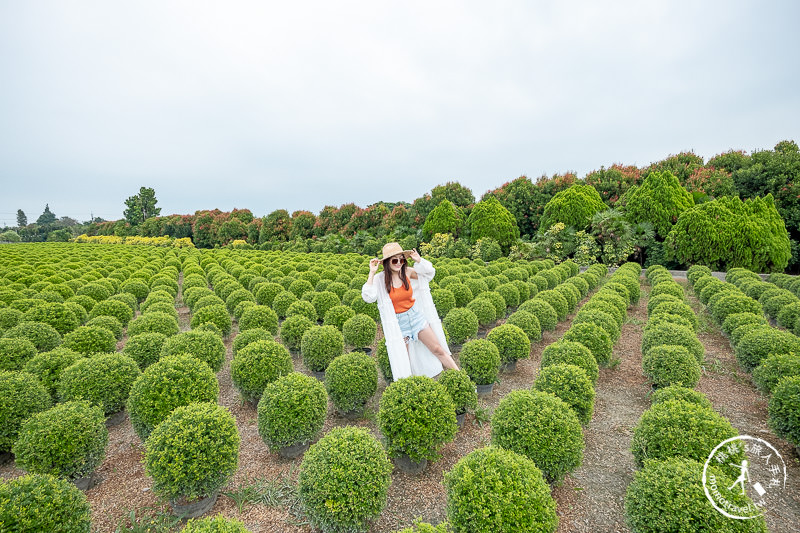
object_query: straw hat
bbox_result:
[380,242,413,260]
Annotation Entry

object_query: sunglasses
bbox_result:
[389,257,406,265]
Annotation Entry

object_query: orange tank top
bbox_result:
[389,276,415,313]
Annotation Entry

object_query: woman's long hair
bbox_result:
[383,257,409,295]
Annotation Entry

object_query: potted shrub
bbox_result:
[279,314,315,353]
[442,307,479,347]
[458,339,500,396]
[127,354,219,441]
[768,375,800,455]
[232,328,273,356]
[444,446,557,533]
[230,339,293,405]
[0,473,92,532]
[325,351,378,418]
[375,338,393,383]
[563,322,613,366]
[491,389,583,483]
[122,332,168,370]
[189,304,231,336]
[58,353,141,424]
[145,402,240,518]
[650,385,712,410]
[642,345,701,389]
[486,324,530,372]
[238,305,279,334]
[160,330,226,373]
[517,299,558,331]
[753,353,800,394]
[342,314,377,353]
[438,369,478,428]
[506,310,542,343]
[532,364,595,424]
[467,298,497,332]
[298,426,392,532]
[322,304,356,331]
[84,316,123,341]
[0,337,38,372]
[129,312,181,337]
[4,321,62,352]
[377,376,457,474]
[301,325,345,378]
[23,347,84,400]
[540,340,599,385]
[257,372,327,458]
[0,370,51,456]
[13,401,108,489]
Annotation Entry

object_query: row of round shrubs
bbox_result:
[641,265,703,389]
[690,266,800,454]
[735,268,800,334]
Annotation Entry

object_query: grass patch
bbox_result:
[113,508,182,533]
[221,465,307,525]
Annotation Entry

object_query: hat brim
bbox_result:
[381,250,413,260]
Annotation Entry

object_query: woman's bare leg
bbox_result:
[417,325,459,370]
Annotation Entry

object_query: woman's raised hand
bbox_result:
[369,258,381,274]
[409,249,421,262]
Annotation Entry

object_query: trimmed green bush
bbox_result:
[573,308,620,342]
[342,314,377,350]
[232,327,272,355]
[490,389,583,483]
[376,338,393,383]
[121,279,149,302]
[642,345,701,389]
[160,330,226,372]
[710,292,763,325]
[310,291,340,322]
[231,339,293,403]
[480,291,507,321]
[431,289,456,320]
[88,299,133,327]
[459,338,500,386]
[486,323,530,365]
[624,457,767,533]
[777,301,800,330]
[127,353,219,441]
[225,288,256,315]
[299,426,392,533]
[0,370,52,451]
[58,353,141,415]
[0,473,92,533]
[534,290,568,321]
[761,289,797,320]
[752,352,800,394]
[145,402,239,501]
[518,299,558,331]
[505,310,542,343]
[257,372,327,451]
[323,304,356,331]
[325,350,378,414]
[641,323,704,365]
[646,293,682,316]
[687,265,712,286]
[23,303,80,336]
[495,283,520,309]
[13,400,107,480]
[122,332,167,370]
[631,400,738,466]
[0,337,37,371]
[448,283,473,308]
[278,314,315,353]
[23,347,83,400]
[649,281,684,301]
[735,327,800,371]
[255,282,285,307]
[566,276,589,299]
[540,340,599,385]
[378,376,457,462]
[61,325,117,355]
[731,323,769,347]
[4,321,62,352]
[651,385,712,410]
[286,299,318,322]
[467,297,497,327]
[438,369,478,414]
[182,516,250,533]
[533,364,594,424]
[444,446,557,533]
[563,322,613,366]
[190,304,232,336]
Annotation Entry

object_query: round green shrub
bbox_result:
[495,283,520,309]
[85,315,123,341]
[486,324,530,364]
[0,473,92,533]
[777,301,800,330]
[0,307,23,330]
[232,327,272,356]
[687,265,712,286]
[768,375,800,448]
[121,279,149,302]
[480,291,507,321]
[431,289,456,319]
[323,304,356,331]
[731,323,769,347]
[753,352,800,394]
[518,299,558,331]
[448,283,474,308]
[310,291,340,322]
[257,372,327,451]
[279,314,315,352]
[142,301,179,320]
[375,338,393,383]
[650,385,712,410]
[631,400,738,466]
[182,516,250,532]
[540,340,599,385]
[624,457,767,533]
[300,325,344,372]
[122,332,167,370]
[286,300,318,322]
[255,282,285,307]
[641,323,704,365]
[441,307,479,347]
[325,350,378,414]
[145,402,239,501]
[23,348,84,400]
[190,304,231,336]
[438,369,478,414]
[127,353,219,441]
[378,376,457,462]
[58,353,141,415]
[611,274,641,305]
[554,284,579,313]
[224,288,255,315]
[533,364,594,424]
[534,290,568,321]
[506,310,542,343]
[698,279,728,305]
[711,292,763,325]
[0,337,37,371]
[566,276,589,299]
[342,314,377,350]
[159,330,225,373]
[573,308,620,342]
[192,293,224,313]
[0,370,52,451]
[4,321,62,352]
[459,339,500,386]
[761,289,797,320]
[231,340,292,403]
[563,322,613,366]
[642,345,701,389]
[651,301,699,332]
[735,327,800,371]
[76,282,111,303]
[530,274,549,292]
[467,298,497,327]
[646,293,682,316]
[650,281,684,301]
[61,325,116,356]
[88,299,133,327]
[13,400,107,480]
[490,389,583,483]
[23,303,80,336]
[444,446,557,533]
[298,426,392,533]
[129,312,180,338]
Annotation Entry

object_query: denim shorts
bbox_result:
[396,305,428,342]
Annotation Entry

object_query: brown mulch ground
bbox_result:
[3,276,800,532]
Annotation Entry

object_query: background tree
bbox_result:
[124,187,161,225]
[466,195,520,252]
[539,184,607,232]
[36,204,57,225]
[422,199,464,240]
[621,171,694,239]
[16,209,27,227]
[290,210,317,240]
[259,209,291,242]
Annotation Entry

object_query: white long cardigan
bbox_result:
[361,257,447,379]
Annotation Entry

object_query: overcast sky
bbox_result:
[1,1,798,226]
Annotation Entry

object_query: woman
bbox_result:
[362,242,459,380]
